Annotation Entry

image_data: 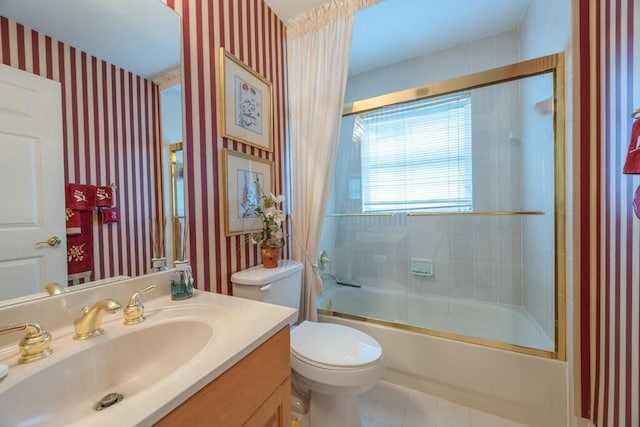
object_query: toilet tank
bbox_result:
[230,260,303,312]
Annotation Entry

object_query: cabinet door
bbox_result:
[243,379,290,427]
[155,327,291,426]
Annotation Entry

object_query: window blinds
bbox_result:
[358,95,472,212]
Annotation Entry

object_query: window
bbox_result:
[357,95,472,212]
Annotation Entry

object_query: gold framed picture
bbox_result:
[219,48,273,152]
[222,148,274,236]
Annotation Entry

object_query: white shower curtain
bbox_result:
[287,0,380,321]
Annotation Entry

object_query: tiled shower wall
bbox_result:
[344,29,521,104]
[519,0,571,345]
[521,74,557,342]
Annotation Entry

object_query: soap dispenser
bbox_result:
[171,260,194,300]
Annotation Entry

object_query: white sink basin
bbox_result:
[0,307,217,427]
[0,285,297,427]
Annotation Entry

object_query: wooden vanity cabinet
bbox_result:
[155,326,291,427]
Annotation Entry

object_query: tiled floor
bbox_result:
[359,381,531,427]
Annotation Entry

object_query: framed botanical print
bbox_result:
[222,148,274,236]
[219,48,273,152]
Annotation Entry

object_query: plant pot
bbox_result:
[261,246,282,268]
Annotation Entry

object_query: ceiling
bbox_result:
[265,0,530,75]
[0,0,530,80]
[0,0,180,79]
[264,0,330,21]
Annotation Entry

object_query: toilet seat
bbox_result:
[291,321,382,369]
[291,350,379,371]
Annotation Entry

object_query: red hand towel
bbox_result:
[67,211,94,280]
[66,184,96,211]
[96,186,113,207]
[623,119,640,174]
[65,208,81,235]
[100,207,119,224]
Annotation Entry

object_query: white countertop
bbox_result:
[0,276,297,426]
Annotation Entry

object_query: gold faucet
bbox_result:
[0,323,53,363]
[73,299,121,340]
[123,285,156,325]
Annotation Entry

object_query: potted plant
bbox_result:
[250,180,285,268]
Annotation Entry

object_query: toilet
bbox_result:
[230,260,384,427]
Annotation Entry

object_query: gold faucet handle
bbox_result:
[0,323,53,363]
[318,250,333,271]
[123,285,156,325]
[43,282,64,295]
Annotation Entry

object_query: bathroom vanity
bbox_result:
[0,271,297,426]
[156,326,291,426]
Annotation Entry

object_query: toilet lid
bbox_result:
[291,321,382,368]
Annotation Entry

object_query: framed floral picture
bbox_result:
[222,148,274,236]
[219,48,273,152]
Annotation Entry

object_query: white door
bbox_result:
[0,63,66,300]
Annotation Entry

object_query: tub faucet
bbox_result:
[73,299,121,340]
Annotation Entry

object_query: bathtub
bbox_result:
[317,285,567,427]
[317,285,554,352]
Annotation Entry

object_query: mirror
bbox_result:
[0,0,181,304]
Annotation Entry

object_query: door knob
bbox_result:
[36,236,62,247]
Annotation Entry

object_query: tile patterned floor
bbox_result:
[359,381,531,427]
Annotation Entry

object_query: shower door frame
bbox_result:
[320,53,567,360]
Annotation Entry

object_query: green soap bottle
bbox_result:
[171,260,194,300]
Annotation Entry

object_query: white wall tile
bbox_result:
[472,36,497,72]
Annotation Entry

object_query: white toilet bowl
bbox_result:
[291,321,384,427]
[230,262,385,427]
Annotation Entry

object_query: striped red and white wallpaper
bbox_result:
[162,0,287,294]
[0,16,161,283]
[577,1,639,425]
